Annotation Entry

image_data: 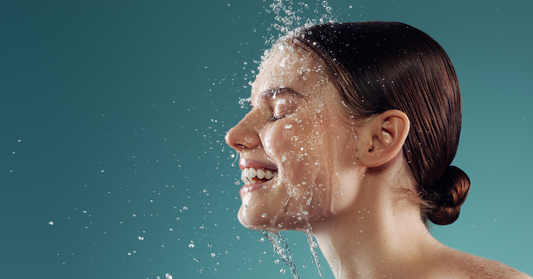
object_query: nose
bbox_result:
[225,116,261,151]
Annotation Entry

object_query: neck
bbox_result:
[310,175,445,279]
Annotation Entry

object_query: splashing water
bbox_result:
[306,227,324,277]
[238,97,251,109]
[235,2,336,278]
[260,229,300,279]
[263,0,335,46]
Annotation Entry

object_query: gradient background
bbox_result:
[1,0,532,278]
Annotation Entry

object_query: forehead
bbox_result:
[251,44,327,99]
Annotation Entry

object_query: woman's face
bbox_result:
[226,44,361,231]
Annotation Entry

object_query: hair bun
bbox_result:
[428,166,471,225]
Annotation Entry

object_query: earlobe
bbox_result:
[360,110,409,167]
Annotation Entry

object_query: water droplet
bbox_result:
[48,221,54,225]
[260,230,300,277]
[236,235,240,240]
[262,213,267,218]
[211,253,216,258]
[284,124,292,129]
[207,243,212,248]
[306,227,324,276]
[189,241,194,248]
[359,230,364,233]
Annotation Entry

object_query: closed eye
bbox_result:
[269,114,286,122]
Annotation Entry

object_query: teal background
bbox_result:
[1,0,532,278]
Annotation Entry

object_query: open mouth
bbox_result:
[241,167,278,185]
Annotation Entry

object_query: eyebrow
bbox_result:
[261,87,304,100]
[249,87,304,109]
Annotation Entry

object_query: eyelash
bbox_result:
[269,114,286,122]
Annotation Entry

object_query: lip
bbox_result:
[239,158,278,171]
[240,179,272,196]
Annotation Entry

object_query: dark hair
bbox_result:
[287,21,470,225]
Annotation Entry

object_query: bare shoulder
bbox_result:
[441,248,532,279]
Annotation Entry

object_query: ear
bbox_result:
[358,110,410,168]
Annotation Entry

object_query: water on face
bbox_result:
[234,0,343,277]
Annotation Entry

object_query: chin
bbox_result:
[237,203,311,232]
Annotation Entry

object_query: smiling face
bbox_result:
[226,43,363,231]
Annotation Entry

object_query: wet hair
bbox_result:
[288,21,470,225]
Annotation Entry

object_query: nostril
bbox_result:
[226,123,259,150]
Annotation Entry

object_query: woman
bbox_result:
[226,21,531,278]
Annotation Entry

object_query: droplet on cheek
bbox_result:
[280,57,287,67]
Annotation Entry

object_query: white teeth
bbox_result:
[241,167,278,184]
[248,168,257,178]
[256,169,265,179]
[265,170,272,180]
[241,169,247,182]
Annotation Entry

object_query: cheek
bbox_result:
[264,117,320,170]
[264,117,334,215]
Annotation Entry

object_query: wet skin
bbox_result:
[226,45,362,231]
